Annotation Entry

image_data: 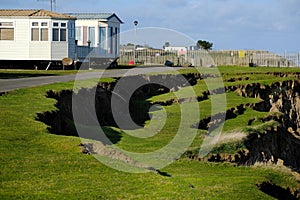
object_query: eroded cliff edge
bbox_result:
[36,73,300,172]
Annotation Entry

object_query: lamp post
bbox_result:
[87,40,91,70]
[133,20,138,65]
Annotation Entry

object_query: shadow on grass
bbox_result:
[36,108,123,145]
[257,182,299,200]
[36,83,166,144]
[156,170,172,177]
[0,73,57,79]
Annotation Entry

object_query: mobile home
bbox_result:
[66,13,123,62]
[0,9,76,68]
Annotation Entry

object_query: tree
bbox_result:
[197,40,213,50]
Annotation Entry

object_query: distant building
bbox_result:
[66,13,123,59]
[0,9,76,63]
[164,46,199,52]
[187,46,199,51]
[164,46,187,52]
[120,45,135,52]
[120,44,152,52]
[164,46,188,57]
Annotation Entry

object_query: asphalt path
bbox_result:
[0,67,179,93]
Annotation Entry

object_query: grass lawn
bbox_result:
[0,66,300,199]
[0,69,81,79]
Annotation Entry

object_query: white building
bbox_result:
[0,9,76,63]
[164,46,199,52]
[66,13,123,60]
[164,46,187,52]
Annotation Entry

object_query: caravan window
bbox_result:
[99,27,107,51]
[31,22,49,41]
[75,26,81,41]
[88,27,95,46]
[0,22,14,41]
[52,28,59,41]
[0,22,13,26]
[31,28,39,41]
[41,28,48,41]
[52,22,67,42]
[60,29,66,41]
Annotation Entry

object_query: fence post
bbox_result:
[87,41,91,70]
[298,52,300,68]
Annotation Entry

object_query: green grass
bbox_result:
[150,66,300,104]
[0,69,81,78]
[1,66,300,199]
[218,65,300,75]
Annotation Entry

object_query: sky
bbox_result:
[1,0,300,53]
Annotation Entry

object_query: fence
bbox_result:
[76,46,117,61]
[119,49,300,67]
[119,49,214,67]
[250,51,299,67]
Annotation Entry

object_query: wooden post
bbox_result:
[297,52,300,67]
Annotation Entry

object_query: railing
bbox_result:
[76,46,117,61]
[119,49,300,67]
[119,49,214,67]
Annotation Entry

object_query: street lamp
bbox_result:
[87,40,91,70]
[133,20,138,65]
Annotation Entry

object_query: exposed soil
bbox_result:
[36,73,205,140]
[192,103,248,131]
[195,80,300,172]
[0,91,7,96]
[257,181,300,200]
[36,73,300,173]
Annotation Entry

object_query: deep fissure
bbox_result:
[202,80,300,172]
[36,73,300,173]
[37,73,203,138]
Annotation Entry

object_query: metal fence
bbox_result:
[119,49,300,67]
[251,52,300,67]
[119,49,215,67]
[76,46,117,61]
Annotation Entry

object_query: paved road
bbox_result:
[0,67,178,93]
